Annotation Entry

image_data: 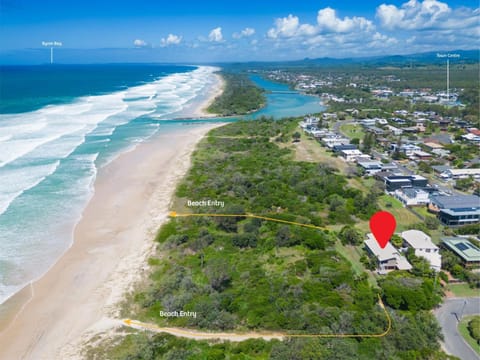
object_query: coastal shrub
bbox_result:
[468,316,480,344]
[108,119,447,359]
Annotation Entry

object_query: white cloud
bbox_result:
[233,27,256,39]
[317,7,374,33]
[267,9,374,39]
[376,0,478,30]
[208,27,224,42]
[160,34,182,47]
[133,39,148,47]
[267,14,301,38]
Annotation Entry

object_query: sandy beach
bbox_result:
[0,92,224,357]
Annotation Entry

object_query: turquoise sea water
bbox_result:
[0,65,324,304]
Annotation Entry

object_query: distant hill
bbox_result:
[223,49,479,69]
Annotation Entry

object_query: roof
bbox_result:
[424,142,444,149]
[357,161,382,169]
[385,175,427,184]
[415,250,442,270]
[441,237,480,262]
[430,195,480,210]
[413,150,432,157]
[401,230,438,250]
[432,165,451,173]
[400,188,429,199]
[447,168,480,176]
[341,149,363,155]
[365,234,412,270]
[440,208,480,217]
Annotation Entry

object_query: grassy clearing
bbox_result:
[458,315,480,356]
[293,132,349,172]
[377,195,420,231]
[340,123,365,140]
[448,283,480,298]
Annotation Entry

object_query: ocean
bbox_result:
[0,64,324,305]
[0,64,221,304]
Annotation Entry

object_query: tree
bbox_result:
[205,259,231,291]
[350,138,360,145]
[215,205,245,232]
[338,225,363,245]
[455,176,474,191]
[417,161,433,174]
[425,216,440,230]
[292,132,301,142]
[362,132,375,153]
[468,316,480,345]
[390,234,403,248]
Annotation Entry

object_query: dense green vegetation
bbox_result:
[441,247,480,288]
[99,119,450,359]
[468,316,480,345]
[207,73,266,116]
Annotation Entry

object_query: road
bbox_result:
[434,297,480,360]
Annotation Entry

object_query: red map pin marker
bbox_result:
[369,211,396,249]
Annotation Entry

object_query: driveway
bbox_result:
[435,297,480,360]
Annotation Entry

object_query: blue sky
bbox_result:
[1,0,479,63]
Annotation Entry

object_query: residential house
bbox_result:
[384,175,428,192]
[366,126,385,135]
[332,144,358,153]
[441,237,480,268]
[341,149,364,162]
[357,161,383,175]
[412,150,433,160]
[322,136,350,148]
[365,234,412,272]
[401,230,441,271]
[400,144,422,156]
[429,195,480,226]
[439,168,480,180]
[385,125,403,136]
[394,188,430,206]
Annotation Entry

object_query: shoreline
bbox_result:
[0,77,225,359]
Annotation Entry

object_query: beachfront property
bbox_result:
[429,195,480,226]
[365,234,412,273]
[401,230,441,271]
[441,237,480,268]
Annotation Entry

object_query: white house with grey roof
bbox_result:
[401,230,441,271]
[365,234,412,273]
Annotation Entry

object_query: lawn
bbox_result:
[340,123,365,140]
[458,315,480,356]
[377,195,421,231]
[449,283,480,298]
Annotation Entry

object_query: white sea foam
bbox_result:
[0,160,61,216]
[0,66,219,305]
